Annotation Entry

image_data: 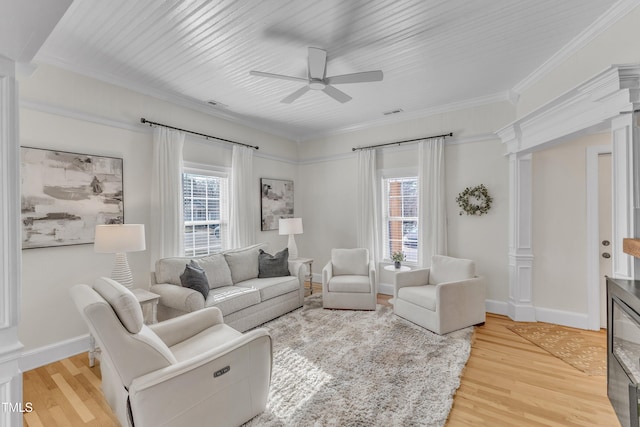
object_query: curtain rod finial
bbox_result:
[140,118,147,124]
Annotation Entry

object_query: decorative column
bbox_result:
[0,55,24,426]
[611,113,640,279]
[507,153,536,321]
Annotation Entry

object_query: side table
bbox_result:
[383,265,411,304]
[89,288,161,367]
[289,257,314,294]
[384,265,411,273]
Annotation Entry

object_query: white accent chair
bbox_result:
[70,277,272,427]
[393,255,486,335]
[322,248,377,310]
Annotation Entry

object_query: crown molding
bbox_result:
[512,0,640,96]
[21,97,302,165]
[298,92,510,143]
[498,64,640,154]
[34,55,297,142]
[21,97,146,133]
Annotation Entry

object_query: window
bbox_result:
[382,176,418,263]
[182,169,228,256]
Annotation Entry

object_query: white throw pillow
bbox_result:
[429,255,475,285]
[197,254,233,289]
[224,243,267,284]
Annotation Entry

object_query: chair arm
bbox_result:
[150,283,205,313]
[128,329,272,427]
[148,307,224,347]
[394,268,430,298]
[322,261,333,287]
[287,261,305,289]
[436,277,486,311]
[368,260,377,293]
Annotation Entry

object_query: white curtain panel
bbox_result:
[229,145,255,248]
[418,137,448,267]
[356,149,380,262]
[150,127,185,268]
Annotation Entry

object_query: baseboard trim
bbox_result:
[20,334,90,372]
[535,307,590,330]
[378,283,394,296]
[485,299,509,316]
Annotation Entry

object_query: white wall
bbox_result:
[517,5,640,117]
[297,103,513,300]
[531,133,610,314]
[18,65,297,355]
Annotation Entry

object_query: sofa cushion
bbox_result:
[398,285,437,311]
[258,248,290,278]
[93,277,144,334]
[205,286,261,316]
[429,255,475,285]
[155,256,197,286]
[224,243,266,284]
[327,275,371,293]
[180,261,209,299]
[197,253,233,289]
[240,276,299,301]
[331,248,369,276]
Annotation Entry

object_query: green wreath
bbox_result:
[456,184,493,216]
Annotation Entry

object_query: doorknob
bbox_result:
[602,240,610,246]
[602,252,611,259]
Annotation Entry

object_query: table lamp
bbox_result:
[94,224,146,289]
[279,218,303,259]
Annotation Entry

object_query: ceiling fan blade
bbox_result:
[308,47,327,80]
[326,70,384,85]
[250,70,307,83]
[322,85,352,103]
[281,86,311,104]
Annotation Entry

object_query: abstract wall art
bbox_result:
[260,178,293,231]
[21,147,124,249]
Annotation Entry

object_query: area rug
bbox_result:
[244,294,473,426]
[507,323,606,375]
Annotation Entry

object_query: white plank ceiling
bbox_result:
[34,0,625,141]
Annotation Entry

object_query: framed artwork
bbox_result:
[20,147,124,249]
[260,178,293,231]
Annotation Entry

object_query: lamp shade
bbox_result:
[94,224,146,253]
[279,218,303,235]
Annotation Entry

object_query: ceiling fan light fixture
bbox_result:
[308,79,326,90]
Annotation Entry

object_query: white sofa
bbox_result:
[150,243,305,332]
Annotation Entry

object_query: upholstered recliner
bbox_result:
[394,255,486,335]
[322,248,377,310]
[70,277,272,427]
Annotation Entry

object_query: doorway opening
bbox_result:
[586,145,612,330]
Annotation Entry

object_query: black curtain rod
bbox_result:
[140,118,259,150]
[352,132,453,151]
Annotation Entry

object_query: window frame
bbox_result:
[182,162,229,257]
[380,168,419,265]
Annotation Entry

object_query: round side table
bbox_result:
[384,265,411,272]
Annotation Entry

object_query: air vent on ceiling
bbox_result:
[206,99,228,109]
[383,108,403,116]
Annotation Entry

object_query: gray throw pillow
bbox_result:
[258,248,290,278]
[180,260,209,299]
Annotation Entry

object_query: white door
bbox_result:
[598,153,612,329]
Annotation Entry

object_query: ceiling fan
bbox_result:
[249,47,383,104]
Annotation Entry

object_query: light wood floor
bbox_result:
[24,284,619,426]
